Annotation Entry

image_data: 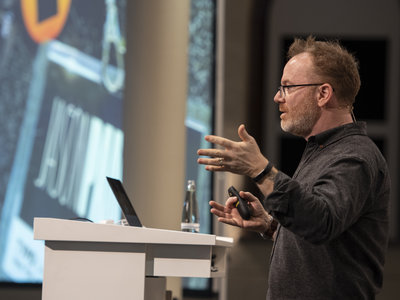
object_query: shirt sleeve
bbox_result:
[264,157,374,244]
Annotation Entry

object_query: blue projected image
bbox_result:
[0,0,126,283]
[184,0,216,292]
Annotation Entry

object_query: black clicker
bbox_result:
[227,186,251,220]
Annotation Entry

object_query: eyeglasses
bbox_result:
[277,83,323,98]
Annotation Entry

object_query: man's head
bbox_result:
[274,36,360,138]
[288,36,361,107]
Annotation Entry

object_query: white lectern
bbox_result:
[34,218,233,300]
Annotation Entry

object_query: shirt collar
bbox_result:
[308,122,368,147]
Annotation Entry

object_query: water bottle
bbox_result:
[181,180,200,233]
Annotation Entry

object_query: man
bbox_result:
[197,36,390,299]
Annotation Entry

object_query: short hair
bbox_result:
[287,36,361,107]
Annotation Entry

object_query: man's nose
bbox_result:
[274,90,284,104]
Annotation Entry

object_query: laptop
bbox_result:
[106,177,142,227]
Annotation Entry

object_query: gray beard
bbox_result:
[281,108,321,137]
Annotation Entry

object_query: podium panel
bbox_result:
[42,242,147,300]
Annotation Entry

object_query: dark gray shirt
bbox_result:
[265,122,390,299]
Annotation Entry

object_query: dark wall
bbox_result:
[0,283,41,300]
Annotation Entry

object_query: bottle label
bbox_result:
[180,222,200,232]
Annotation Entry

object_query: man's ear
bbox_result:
[317,83,334,108]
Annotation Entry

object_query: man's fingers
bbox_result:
[240,191,259,203]
[204,135,233,148]
[197,157,227,167]
[210,208,227,218]
[209,200,225,211]
[226,196,239,207]
[197,148,224,158]
[217,217,236,227]
[210,200,235,221]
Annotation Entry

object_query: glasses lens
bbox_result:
[278,86,284,98]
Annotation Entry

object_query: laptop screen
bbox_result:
[106,177,142,227]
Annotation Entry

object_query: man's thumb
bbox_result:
[238,124,252,142]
